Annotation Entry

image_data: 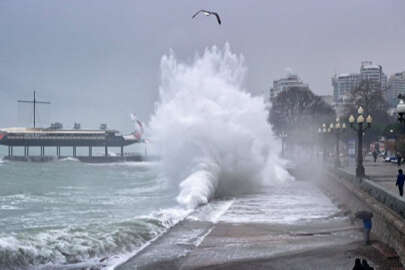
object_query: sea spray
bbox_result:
[149,44,292,209]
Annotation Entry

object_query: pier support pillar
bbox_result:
[41,146,45,157]
[89,146,92,157]
[11,146,13,156]
[24,146,28,157]
[73,146,77,157]
[8,146,11,157]
[120,146,124,157]
[105,145,108,157]
[57,146,61,158]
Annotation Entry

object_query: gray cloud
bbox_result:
[0,0,404,131]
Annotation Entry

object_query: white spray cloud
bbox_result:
[149,44,292,209]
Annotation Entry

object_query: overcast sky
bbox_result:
[1,0,404,131]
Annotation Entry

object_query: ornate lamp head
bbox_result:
[349,115,355,124]
[366,115,372,124]
[357,115,365,124]
[397,97,405,123]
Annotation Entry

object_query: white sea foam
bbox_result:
[107,207,192,270]
[89,161,159,168]
[186,199,234,223]
[58,157,79,162]
[149,44,292,209]
[0,207,190,270]
[0,205,21,210]
[219,183,339,224]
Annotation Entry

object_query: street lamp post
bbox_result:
[395,95,405,160]
[397,95,405,124]
[329,118,347,168]
[349,106,373,177]
[280,132,287,157]
[318,123,331,161]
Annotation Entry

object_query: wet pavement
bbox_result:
[343,155,403,195]
[191,241,402,270]
[115,180,402,270]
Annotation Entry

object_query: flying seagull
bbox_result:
[192,10,221,25]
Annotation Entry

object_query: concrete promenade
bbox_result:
[116,164,403,270]
[327,154,405,269]
[342,155,402,196]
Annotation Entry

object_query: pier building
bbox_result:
[0,91,144,162]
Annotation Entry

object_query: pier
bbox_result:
[3,132,139,162]
[5,144,127,161]
[0,126,146,162]
[0,91,146,162]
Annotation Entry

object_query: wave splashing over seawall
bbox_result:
[150,44,292,209]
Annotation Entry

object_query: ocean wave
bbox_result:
[88,161,159,168]
[0,205,21,210]
[57,157,79,162]
[186,199,234,224]
[0,193,43,204]
[0,208,190,270]
[149,44,292,209]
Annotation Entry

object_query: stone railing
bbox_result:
[326,167,405,265]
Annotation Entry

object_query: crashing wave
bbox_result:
[0,208,189,270]
[149,44,292,209]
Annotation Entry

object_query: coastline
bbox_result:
[116,179,402,270]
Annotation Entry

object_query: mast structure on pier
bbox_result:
[18,90,51,128]
[0,92,145,162]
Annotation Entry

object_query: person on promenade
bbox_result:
[396,169,405,197]
[372,151,378,162]
[362,259,374,270]
[397,152,402,167]
[355,210,373,245]
[352,258,362,270]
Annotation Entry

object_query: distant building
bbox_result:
[50,122,63,130]
[270,73,308,99]
[73,123,81,130]
[386,72,405,107]
[360,61,387,89]
[331,61,387,115]
[320,95,334,107]
[332,73,360,104]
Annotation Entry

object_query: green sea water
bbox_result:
[0,146,185,270]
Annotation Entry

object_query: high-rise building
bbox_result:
[270,73,308,99]
[386,72,405,107]
[332,73,360,104]
[360,61,387,89]
[332,61,387,105]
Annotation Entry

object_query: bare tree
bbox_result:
[269,86,336,146]
[343,80,393,146]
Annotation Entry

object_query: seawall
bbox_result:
[321,166,405,265]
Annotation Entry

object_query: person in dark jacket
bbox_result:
[363,216,372,245]
[362,259,374,270]
[396,169,405,197]
[397,152,402,167]
[372,151,378,162]
[355,211,373,245]
[352,258,363,270]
